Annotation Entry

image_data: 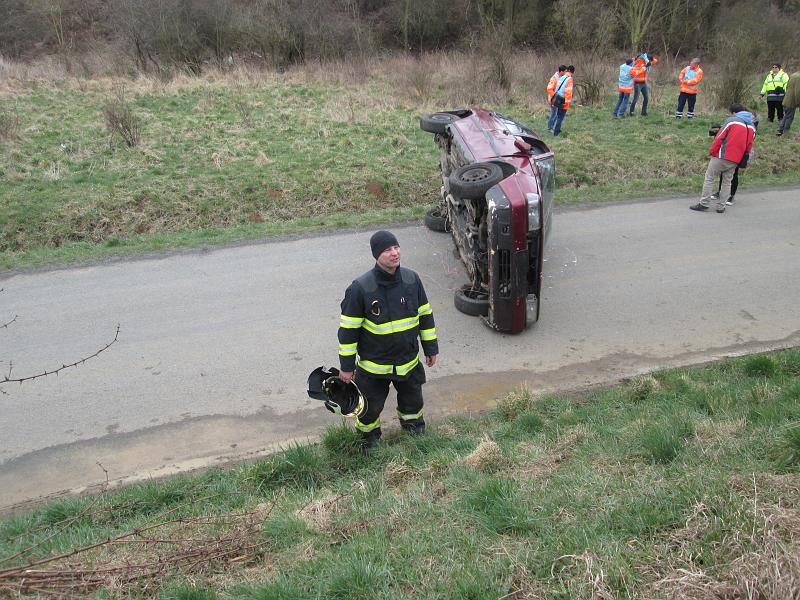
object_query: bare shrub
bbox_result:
[574,58,609,106]
[402,55,434,102]
[0,107,21,141]
[102,91,141,148]
[482,26,514,93]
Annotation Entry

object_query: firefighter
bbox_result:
[676,58,704,119]
[760,63,790,124]
[629,52,657,116]
[337,231,439,453]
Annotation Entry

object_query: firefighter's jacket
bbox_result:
[338,265,438,379]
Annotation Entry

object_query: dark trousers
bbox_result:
[676,92,697,117]
[717,168,739,198]
[355,363,426,436]
[767,100,784,122]
[630,82,649,115]
[779,106,796,133]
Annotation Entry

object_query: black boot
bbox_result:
[359,429,381,455]
[401,419,426,436]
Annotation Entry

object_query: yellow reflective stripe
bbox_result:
[397,409,423,421]
[338,342,357,356]
[357,357,393,375]
[363,316,419,335]
[395,355,419,376]
[339,314,363,329]
[420,327,437,341]
[418,303,432,316]
[355,417,381,432]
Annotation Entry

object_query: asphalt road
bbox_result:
[2,188,799,509]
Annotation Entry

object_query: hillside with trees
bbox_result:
[2,0,799,75]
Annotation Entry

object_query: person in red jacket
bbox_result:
[690,104,755,213]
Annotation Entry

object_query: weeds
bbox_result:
[0,107,21,141]
[102,91,141,148]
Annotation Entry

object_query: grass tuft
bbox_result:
[462,435,505,473]
[627,374,659,403]
[743,355,777,378]
[463,476,534,533]
[773,425,800,472]
[639,415,694,464]
[245,444,328,494]
[493,386,534,421]
[324,555,389,600]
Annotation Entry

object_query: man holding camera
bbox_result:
[690,104,755,214]
[760,63,789,124]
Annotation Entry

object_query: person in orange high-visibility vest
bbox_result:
[547,65,574,137]
[629,52,657,116]
[546,65,566,132]
[676,58,704,119]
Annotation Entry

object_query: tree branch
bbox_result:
[1,325,120,386]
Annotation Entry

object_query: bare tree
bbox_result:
[615,0,664,51]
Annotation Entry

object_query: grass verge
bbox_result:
[2,55,799,271]
[2,349,800,597]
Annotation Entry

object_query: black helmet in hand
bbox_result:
[307,366,367,418]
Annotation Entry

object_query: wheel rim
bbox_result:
[463,288,488,301]
[460,166,494,183]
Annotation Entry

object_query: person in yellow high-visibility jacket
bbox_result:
[760,63,790,123]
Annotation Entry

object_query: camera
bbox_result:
[708,124,721,137]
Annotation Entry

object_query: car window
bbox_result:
[492,112,535,137]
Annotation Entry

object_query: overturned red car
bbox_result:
[420,108,555,334]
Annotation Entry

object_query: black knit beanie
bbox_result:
[370,230,399,259]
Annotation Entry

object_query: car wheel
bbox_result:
[420,112,459,134]
[424,207,449,232]
[448,162,505,200]
[454,284,489,317]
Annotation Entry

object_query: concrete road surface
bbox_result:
[2,188,799,509]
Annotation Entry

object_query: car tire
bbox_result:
[424,207,449,232]
[454,285,489,317]
[448,162,505,200]
[420,112,460,134]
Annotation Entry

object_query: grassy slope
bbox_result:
[1,64,799,271]
[1,351,799,598]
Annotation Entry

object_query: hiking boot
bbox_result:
[716,205,726,213]
[689,203,709,212]
[725,196,735,206]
